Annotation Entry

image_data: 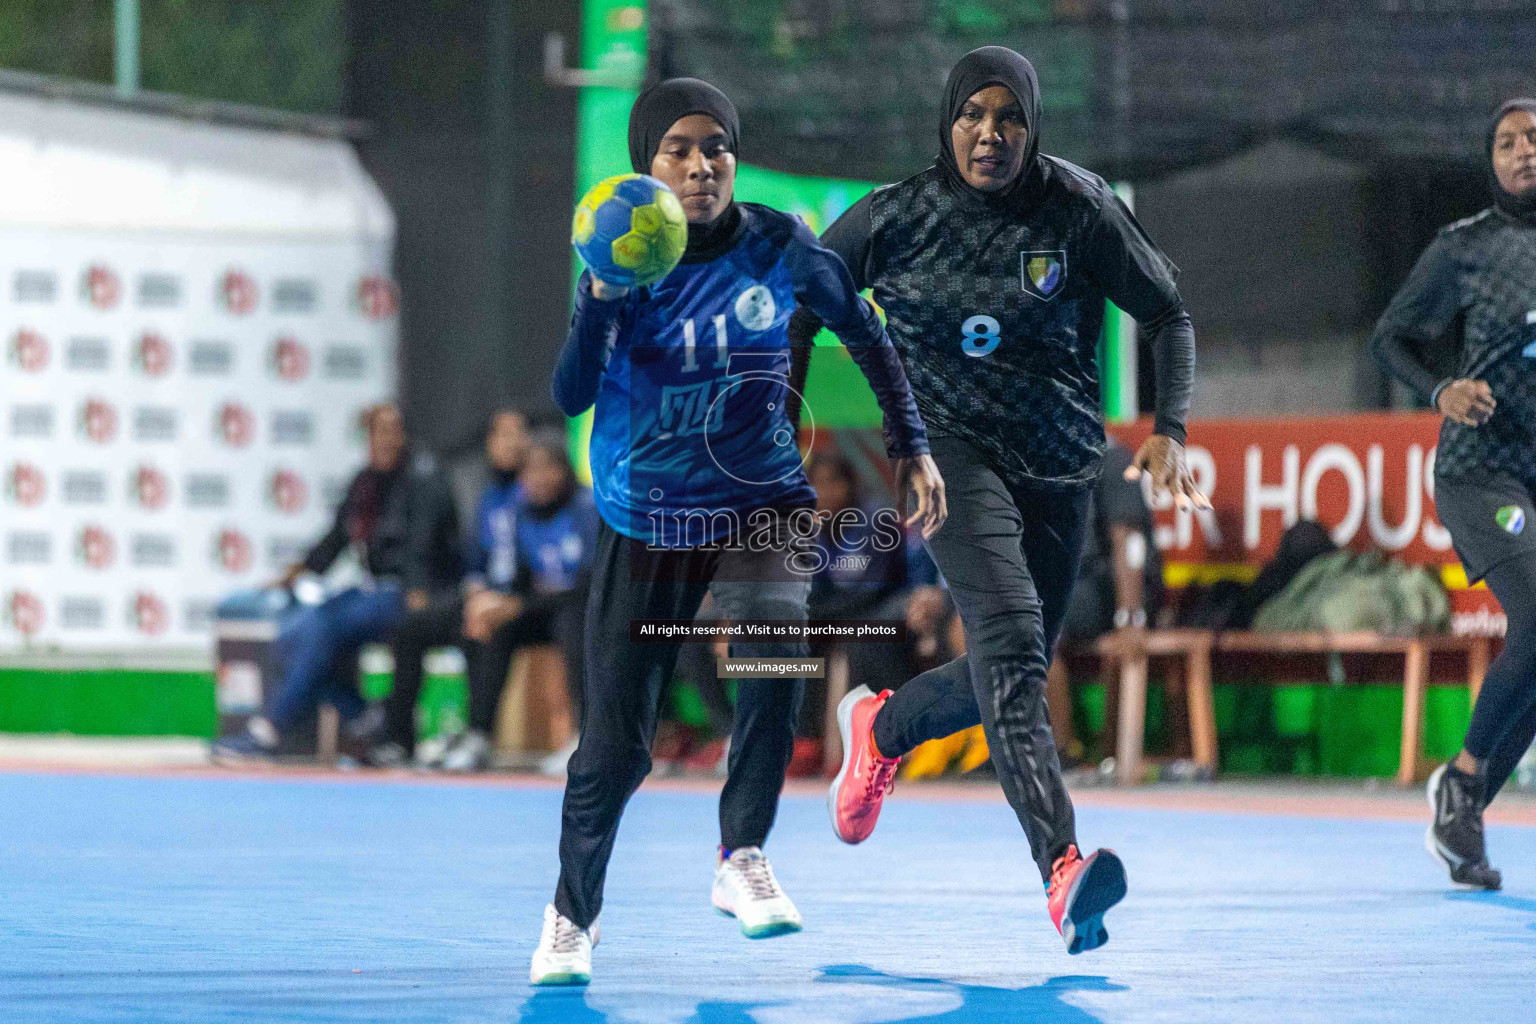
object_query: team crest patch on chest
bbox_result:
[1497,505,1526,535]
[735,284,776,331]
[1020,250,1066,301]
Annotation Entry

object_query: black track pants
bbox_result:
[553,519,811,929]
[871,436,1091,883]
[1461,552,1536,801]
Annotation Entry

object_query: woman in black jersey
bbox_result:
[1372,98,1536,892]
[791,46,1204,954]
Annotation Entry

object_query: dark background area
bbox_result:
[2,1,1530,438]
[343,0,582,457]
[651,0,1527,417]
[651,0,1534,183]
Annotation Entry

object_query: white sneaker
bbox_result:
[412,730,456,770]
[529,903,599,986]
[540,736,579,777]
[711,846,803,939]
[442,729,491,773]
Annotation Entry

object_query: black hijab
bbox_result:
[938,46,1045,208]
[1488,98,1536,226]
[627,77,744,260]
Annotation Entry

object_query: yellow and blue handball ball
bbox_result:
[572,173,688,289]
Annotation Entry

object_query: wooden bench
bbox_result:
[495,644,574,757]
[1086,628,1492,788]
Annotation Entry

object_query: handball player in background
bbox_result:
[532,78,945,985]
[1371,98,1536,892]
[790,46,1202,954]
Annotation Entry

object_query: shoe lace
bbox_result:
[1048,845,1081,896]
[864,755,899,803]
[732,853,784,901]
[549,914,585,955]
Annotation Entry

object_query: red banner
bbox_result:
[1108,412,1503,634]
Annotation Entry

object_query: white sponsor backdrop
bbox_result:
[1,236,397,651]
[0,90,397,655]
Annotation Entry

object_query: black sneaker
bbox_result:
[1425,764,1502,890]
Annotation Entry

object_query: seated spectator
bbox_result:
[806,452,905,624]
[376,432,598,772]
[1050,435,1163,762]
[371,407,528,767]
[213,403,462,760]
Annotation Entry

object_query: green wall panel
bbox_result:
[0,669,216,737]
[0,664,1478,778]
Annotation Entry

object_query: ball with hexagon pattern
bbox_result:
[571,173,688,288]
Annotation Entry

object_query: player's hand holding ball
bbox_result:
[572,173,688,301]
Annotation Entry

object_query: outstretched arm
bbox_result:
[299,478,353,577]
[783,214,924,457]
[785,193,876,432]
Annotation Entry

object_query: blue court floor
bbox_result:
[1,770,1532,1024]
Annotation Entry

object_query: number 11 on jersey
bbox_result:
[682,314,729,371]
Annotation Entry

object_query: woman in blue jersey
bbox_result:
[531,78,945,986]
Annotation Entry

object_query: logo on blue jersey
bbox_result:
[1020,250,1066,301]
[735,285,777,331]
[657,378,726,438]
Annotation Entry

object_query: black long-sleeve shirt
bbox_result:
[788,159,1195,489]
[1371,207,1536,482]
[302,455,461,593]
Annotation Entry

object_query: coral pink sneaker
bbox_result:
[827,686,900,844]
[1047,845,1127,954]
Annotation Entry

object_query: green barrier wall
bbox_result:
[0,669,217,737]
[0,665,1473,780]
[1074,681,1471,777]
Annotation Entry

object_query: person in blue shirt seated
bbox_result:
[374,429,597,773]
